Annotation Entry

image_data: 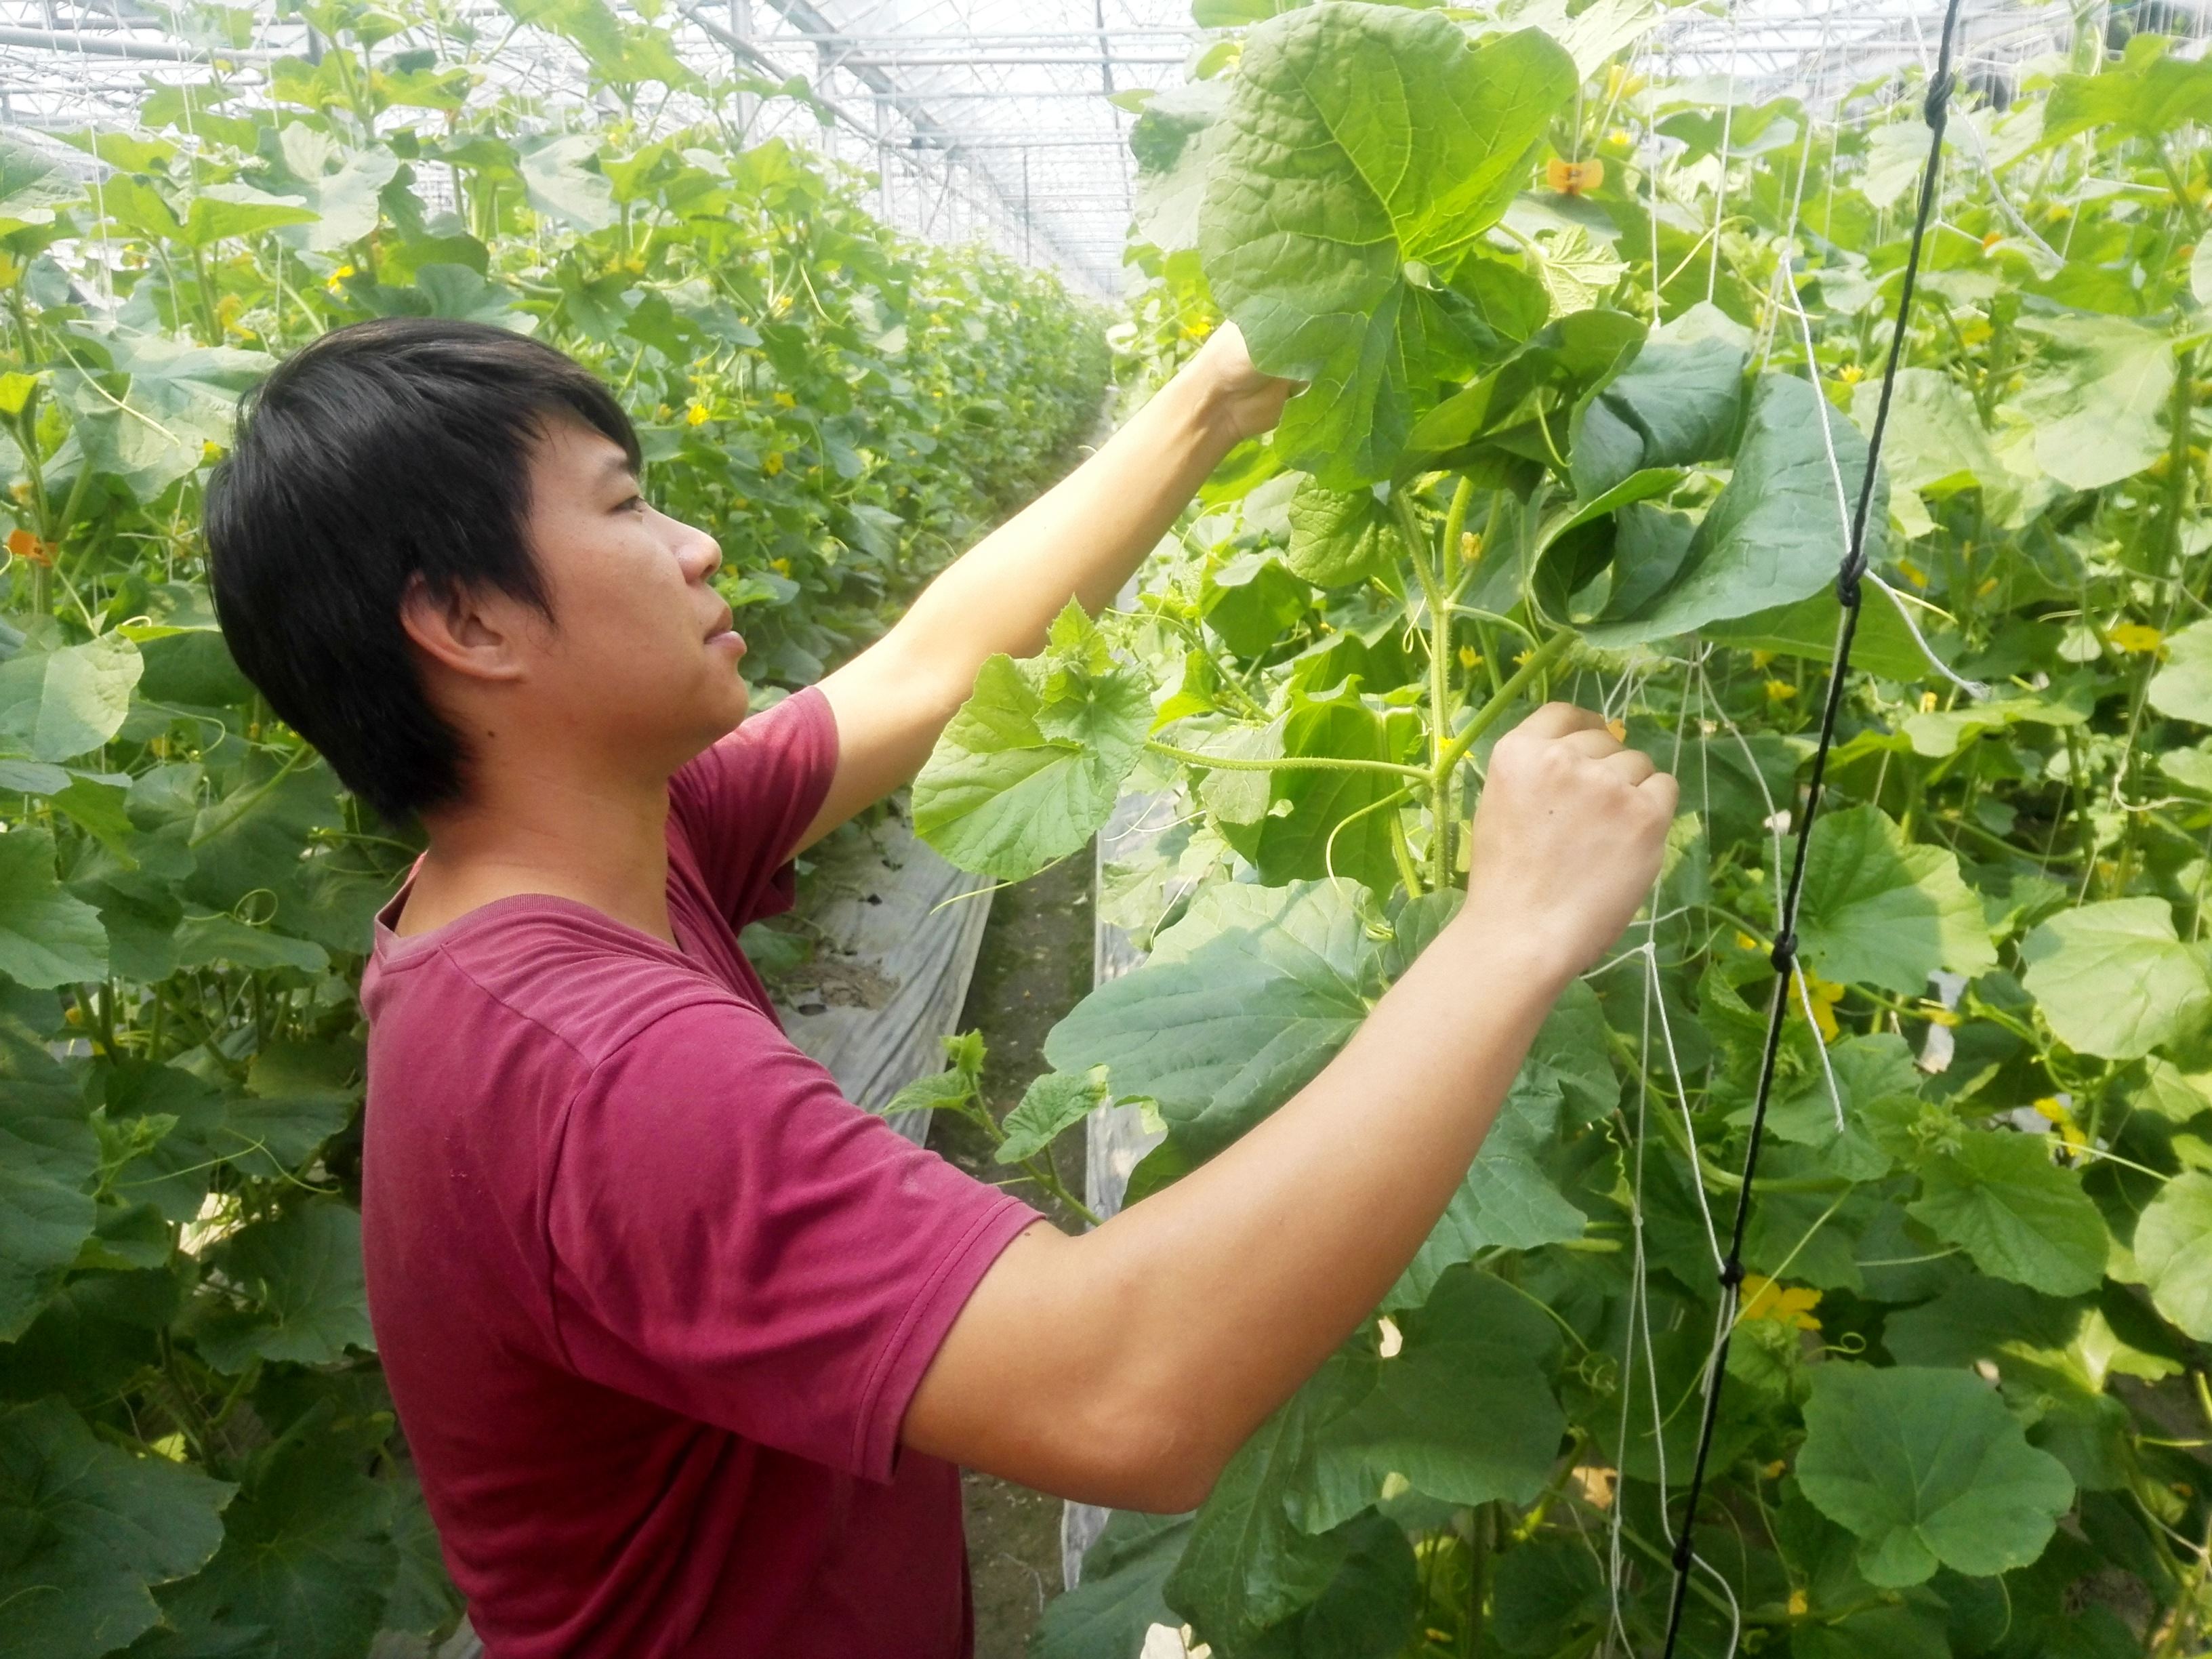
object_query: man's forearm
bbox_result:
[905,910,1572,1511]
[889,362,1242,711]
[1071,914,1572,1498]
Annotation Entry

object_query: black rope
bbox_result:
[1655,3,1966,1650]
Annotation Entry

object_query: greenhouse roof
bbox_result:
[0,0,2182,299]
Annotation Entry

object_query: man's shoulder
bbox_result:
[365,899,764,1076]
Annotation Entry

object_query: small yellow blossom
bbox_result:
[1763,1460,1788,1479]
[1920,690,1940,713]
[1978,575,1999,596]
[2034,1095,2089,1153]
[1897,557,1927,588]
[1458,644,1481,670]
[1837,363,1865,385]
[685,403,711,426]
[1765,678,1799,703]
[763,452,784,477]
[1750,649,1776,669]
[768,557,791,575]
[773,390,797,409]
[2110,622,2164,655]
[1513,649,1532,667]
[1788,1589,1809,1617]
[1460,531,1481,560]
[1735,931,1761,953]
[1739,1273,1822,1330]
[1799,974,1845,1042]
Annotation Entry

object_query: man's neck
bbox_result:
[398,764,678,946]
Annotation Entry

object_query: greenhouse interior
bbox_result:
[8,0,2212,1656]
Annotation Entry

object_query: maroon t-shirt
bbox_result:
[359,688,1039,1657]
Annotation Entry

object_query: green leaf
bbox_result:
[53,334,270,501]
[2131,1172,2212,1341]
[1166,1355,1368,1645]
[1202,551,1311,655]
[157,1408,396,1659]
[1200,6,1576,484]
[0,1397,232,1659]
[1569,335,1746,501]
[1699,582,1950,685]
[1580,373,1887,646]
[1033,1511,1193,1659]
[0,827,109,989]
[1850,367,2016,524]
[1216,693,1407,900]
[2015,314,2176,493]
[2044,33,2212,145]
[914,630,1151,882]
[1795,1364,2073,1586]
[1907,1130,2109,1296]
[2021,898,2212,1060]
[0,1019,97,1341]
[189,1202,371,1374]
[1767,1032,1920,1182]
[217,1041,362,1180]
[1284,479,1401,588]
[514,131,617,233]
[0,134,83,234]
[995,1069,1109,1164]
[1300,1270,1564,1530]
[1795,804,1996,994]
[0,632,144,761]
[1044,878,1372,1158]
[2149,617,2212,724]
[176,184,318,249]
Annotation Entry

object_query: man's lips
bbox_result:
[705,609,746,658]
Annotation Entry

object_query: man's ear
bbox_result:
[398,573,533,683]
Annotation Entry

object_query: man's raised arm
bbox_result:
[797,325,1292,851]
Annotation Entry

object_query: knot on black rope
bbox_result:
[1836,562,1863,609]
[1769,932,1796,975]
[1719,1258,1746,1290]
[1923,69,1956,127]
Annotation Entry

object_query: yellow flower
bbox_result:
[1739,1273,1822,1330]
[1978,575,1999,596]
[685,403,711,426]
[1750,649,1776,668]
[1961,319,1993,346]
[1837,363,1865,385]
[1897,557,1927,588]
[1920,690,1939,713]
[1735,931,1761,952]
[763,452,784,477]
[2034,1095,2089,1153]
[1797,973,1845,1042]
[773,390,797,409]
[1513,649,1532,667]
[2110,622,2165,655]
[1607,127,1633,148]
[1460,531,1481,560]
[1788,1589,1809,1617]
[1458,644,1481,670]
[769,557,791,575]
[1765,678,1798,702]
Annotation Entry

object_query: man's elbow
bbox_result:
[1082,1395,1229,1515]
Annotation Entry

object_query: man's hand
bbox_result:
[1460,703,1679,979]
[801,323,1293,853]
[1186,321,1296,446]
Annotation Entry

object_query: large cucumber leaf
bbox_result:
[1200,3,1576,485]
[1580,373,1888,647]
[1795,1364,2074,1586]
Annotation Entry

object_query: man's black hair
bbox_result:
[205,316,641,823]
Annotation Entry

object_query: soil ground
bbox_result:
[933,848,1099,1659]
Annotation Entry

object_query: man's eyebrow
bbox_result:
[596,452,638,486]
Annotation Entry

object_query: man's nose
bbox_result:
[678,525,722,581]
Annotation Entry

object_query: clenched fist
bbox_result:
[1457,703,1679,980]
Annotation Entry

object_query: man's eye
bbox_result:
[619,495,647,514]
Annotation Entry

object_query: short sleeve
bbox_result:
[543,1000,1040,1480]
[667,686,840,928]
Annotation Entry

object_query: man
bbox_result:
[206,314,1674,1657]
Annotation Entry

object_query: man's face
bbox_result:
[512,417,749,774]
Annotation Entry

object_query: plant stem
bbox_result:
[1434,629,1578,779]
[1145,739,1429,782]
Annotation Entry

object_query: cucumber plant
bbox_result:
[915,5,2212,1654]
